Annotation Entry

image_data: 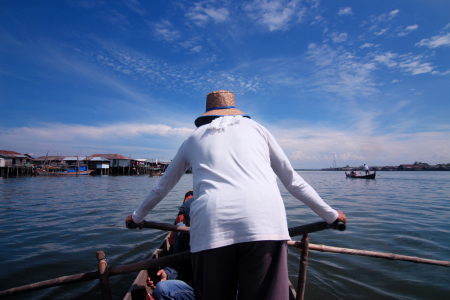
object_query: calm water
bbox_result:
[0,171,449,300]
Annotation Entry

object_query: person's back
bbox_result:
[183,117,291,252]
[128,90,346,300]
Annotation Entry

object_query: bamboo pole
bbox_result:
[0,251,191,299]
[127,220,191,233]
[288,221,345,238]
[287,242,450,267]
[0,271,99,298]
[128,220,344,236]
[96,251,112,300]
[296,234,309,300]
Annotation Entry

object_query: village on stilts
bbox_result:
[0,150,195,178]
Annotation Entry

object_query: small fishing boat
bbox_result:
[345,171,376,179]
[36,166,94,176]
[123,225,298,300]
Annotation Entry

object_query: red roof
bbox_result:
[0,150,22,155]
[0,150,27,158]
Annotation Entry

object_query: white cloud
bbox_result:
[190,45,202,53]
[17,123,194,141]
[310,15,325,25]
[398,24,418,36]
[153,20,180,42]
[388,9,400,19]
[405,24,419,31]
[371,52,435,75]
[374,28,388,36]
[270,124,450,168]
[244,0,305,31]
[0,122,195,158]
[338,7,352,16]
[331,32,348,43]
[416,33,450,48]
[125,0,147,16]
[364,9,400,36]
[360,43,373,48]
[431,69,450,76]
[370,9,400,24]
[373,52,398,68]
[92,41,263,94]
[398,58,434,75]
[186,2,229,26]
[304,43,379,98]
[291,150,320,162]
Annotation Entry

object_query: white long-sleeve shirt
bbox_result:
[132,117,338,253]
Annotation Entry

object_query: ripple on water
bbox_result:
[0,172,449,299]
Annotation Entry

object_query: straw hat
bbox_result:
[194,90,250,127]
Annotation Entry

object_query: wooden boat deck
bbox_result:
[123,235,171,300]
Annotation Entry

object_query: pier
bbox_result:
[0,165,36,178]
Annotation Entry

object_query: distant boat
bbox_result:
[345,171,376,179]
[36,166,94,176]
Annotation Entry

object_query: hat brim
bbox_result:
[195,108,250,127]
[199,108,246,117]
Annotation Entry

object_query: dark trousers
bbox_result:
[191,240,289,300]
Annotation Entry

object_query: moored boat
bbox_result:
[36,166,94,176]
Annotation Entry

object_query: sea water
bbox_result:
[0,171,449,299]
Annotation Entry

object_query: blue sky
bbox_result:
[1,0,449,168]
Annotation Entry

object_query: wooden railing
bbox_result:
[0,221,448,300]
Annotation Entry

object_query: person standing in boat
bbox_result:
[364,164,370,175]
[126,90,347,300]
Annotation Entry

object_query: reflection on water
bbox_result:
[0,172,449,299]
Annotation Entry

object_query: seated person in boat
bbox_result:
[147,197,196,300]
[168,190,193,248]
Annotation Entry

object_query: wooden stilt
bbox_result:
[297,233,309,300]
[96,251,112,300]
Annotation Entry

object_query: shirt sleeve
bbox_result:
[266,129,339,224]
[132,140,190,223]
[162,266,179,280]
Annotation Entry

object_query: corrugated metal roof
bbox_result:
[90,157,110,162]
[33,156,66,160]
[63,156,87,161]
[91,154,132,160]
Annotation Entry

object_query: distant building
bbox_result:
[381,166,398,171]
[398,164,420,171]
[90,154,135,167]
[0,150,31,166]
[63,156,88,166]
[87,157,110,171]
[33,155,66,167]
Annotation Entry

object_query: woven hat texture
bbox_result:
[199,90,246,117]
